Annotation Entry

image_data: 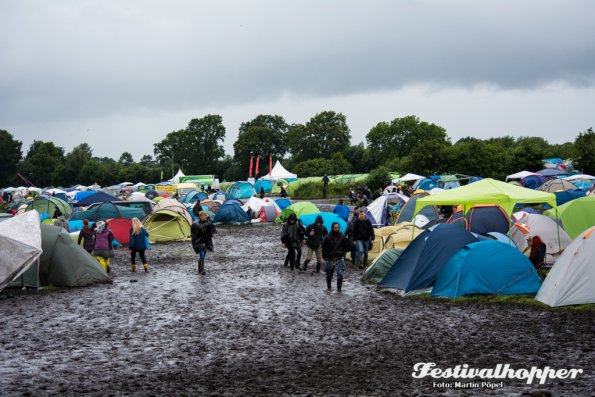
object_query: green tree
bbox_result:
[233,115,288,179]
[366,166,391,190]
[287,111,351,163]
[154,114,226,174]
[574,127,595,174]
[0,129,23,186]
[79,157,119,186]
[118,152,134,167]
[366,115,451,160]
[61,143,93,186]
[508,137,549,174]
[292,153,351,177]
[19,141,64,187]
[139,154,156,167]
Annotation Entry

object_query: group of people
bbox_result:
[280,208,375,292]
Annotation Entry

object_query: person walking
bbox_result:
[281,213,305,271]
[353,209,375,269]
[192,200,202,218]
[129,217,150,272]
[321,222,349,292]
[77,219,95,254]
[191,210,216,275]
[92,220,115,273]
[303,215,328,272]
[322,175,330,199]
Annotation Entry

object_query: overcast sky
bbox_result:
[1,1,594,161]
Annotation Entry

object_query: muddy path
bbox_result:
[0,222,593,396]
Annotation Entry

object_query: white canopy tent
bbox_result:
[505,170,539,181]
[261,161,297,180]
[0,211,43,291]
[173,169,186,184]
[396,173,425,182]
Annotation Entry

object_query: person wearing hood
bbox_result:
[281,213,305,271]
[352,208,375,269]
[321,222,349,292]
[191,210,217,275]
[303,215,328,272]
[77,219,95,253]
[92,220,115,273]
[53,215,70,232]
[332,199,350,222]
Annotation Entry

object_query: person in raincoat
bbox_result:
[92,220,114,273]
[129,217,150,272]
[281,213,305,271]
[322,222,349,292]
[352,209,375,269]
[77,219,95,253]
[191,210,216,275]
[303,214,328,272]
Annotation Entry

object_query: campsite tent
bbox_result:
[212,202,251,225]
[379,224,479,294]
[0,211,43,291]
[254,179,274,194]
[26,197,72,218]
[363,223,424,264]
[180,190,208,204]
[431,240,542,298]
[543,196,595,239]
[15,224,110,288]
[73,191,119,207]
[536,169,568,177]
[261,160,297,180]
[276,201,319,223]
[299,212,346,233]
[413,178,439,191]
[365,193,409,227]
[553,189,586,206]
[397,173,425,182]
[395,192,439,225]
[211,191,231,201]
[447,205,510,234]
[152,198,193,225]
[143,209,192,243]
[227,181,256,199]
[106,217,133,246]
[537,178,577,193]
[510,212,572,264]
[364,248,403,284]
[71,202,145,222]
[521,175,549,190]
[536,227,595,306]
[506,171,539,181]
[414,178,557,218]
[274,198,292,211]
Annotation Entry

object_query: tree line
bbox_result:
[1,113,593,188]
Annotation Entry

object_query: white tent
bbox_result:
[536,226,595,306]
[241,197,281,214]
[397,173,425,182]
[261,161,297,180]
[0,210,43,291]
[505,170,539,181]
[510,212,572,264]
[173,169,186,184]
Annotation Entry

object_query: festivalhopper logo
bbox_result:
[412,362,583,387]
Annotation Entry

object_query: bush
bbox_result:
[291,181,359,200]
[366,166,391,190]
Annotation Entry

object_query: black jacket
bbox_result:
[305,216,328,249]
[281,220,305,247]
[191,219,216,252]
[352,217,375,241]
[322,231,349,259]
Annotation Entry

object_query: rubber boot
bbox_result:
[337,279,343,293]
[143,263,149,272]
[106,260,110,274]
[326,277,332,290]
[198,260,205,275]
[131,263,136,273]
[97,257,108,272]
[302,259,310,272]
[315,262,321,273]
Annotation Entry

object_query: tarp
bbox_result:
[432,240,542,298]
[0,211,43,291]
[543,196,595,239]
[536,227,595,306]
[261,160,297,180]
[15,224,110,288]
[415,178,557,218]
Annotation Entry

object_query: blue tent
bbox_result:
[274,198,292,211]
[380,224,479,293]
[227,181,255,199]
[74,191,119,207]
[211,191,231,201]
[463,206,510,234]
[212,202,251,225]
[536,169,568,177]
[254,179,274,194]
[413,178,439,191]
[333,203,350,222]
[432,240,542,298]
[554,188,586,206]
[180,190,208,204]
[572,181,593,192]
[300,212,346,233]
[469,177,483,183]
[73,191,95,202]
[521,175,548,190]
[222,198,243,207]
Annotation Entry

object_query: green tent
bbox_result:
[270,179,289,195]
[543,196,595,239]
[70,202,145,222]
[219,181,234,193]
[363,248,403,284]
[275,201,319,223]
[144,209,192,243]
[14,224,110,288]
[333,174,368,184]
[26,197,72,218]
[414,178,557,217]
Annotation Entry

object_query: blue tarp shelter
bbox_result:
[432,240,542,298]
[212,202,251,225]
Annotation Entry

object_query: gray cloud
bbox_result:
[1,1,594,159]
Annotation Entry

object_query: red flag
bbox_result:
[269,153,273,176]
[255,155,261,176]
[248,154,254,178]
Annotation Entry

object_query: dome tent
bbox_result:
[26,197,72,218]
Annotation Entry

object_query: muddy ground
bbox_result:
[0,221,593,396]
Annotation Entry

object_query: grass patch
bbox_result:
[405,293,595,311]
